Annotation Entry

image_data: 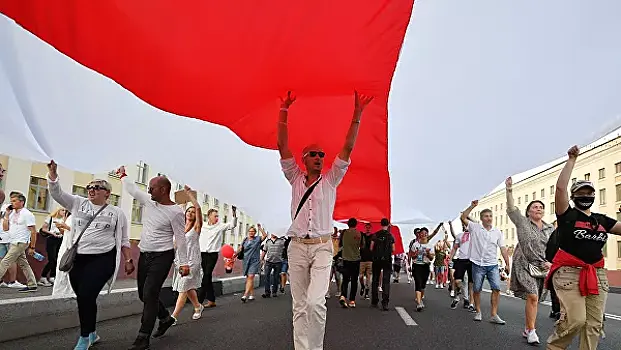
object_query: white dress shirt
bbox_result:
[467,221,505,267]
[199,217,237,253]
[281,156,350,238]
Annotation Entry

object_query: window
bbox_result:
[616,162,621,174]
[599,168,605,179]
[617,184,621,202]
[599,189,606,205]
[203,194,210,204]
[617,242,621,260]
[541,189,545,198]
[550,185,555,196]
[494,205,497,211]
[517,197,521,205]
[72,185,87,198]
[214,197,220,207]
[500,203,503,210]
[505,231,509,240]
[525,194,529,202]
[136,161,149,184]
[532,192,536,200]
[617,211,621,222]
[511,228,515,240]
[109,194,120,207]
[499,215,503,225]
[551,202,555,213]
[495,217,498,226]
[27,177,50,211]
[223,203,229,214]
[131,199,144,224]
[571,178,577,185]
[584,173,590,181]
[176,183,183,191]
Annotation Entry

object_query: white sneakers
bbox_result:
[192,305,204,320]
[4,281,27,289]
[38,278,53,287]
[523,329,540,344]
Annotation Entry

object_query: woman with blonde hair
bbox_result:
[171,186,204,322]
[234,224,267,302]
[38,207,70,286]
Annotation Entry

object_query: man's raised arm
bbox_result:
[277,91,296,160]
[338,91,374,162]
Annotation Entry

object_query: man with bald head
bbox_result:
[118,167,189,350]
[278,91,374,350]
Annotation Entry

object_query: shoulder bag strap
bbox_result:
[294,176,322,221]
[73,204,108,246]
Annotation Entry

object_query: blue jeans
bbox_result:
[471,263,501,292]
[281,259,289,274]
[264,261,282,294]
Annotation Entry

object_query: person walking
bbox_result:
[277,90,373,350]
[38,207,69,286]
[339,218,362,308]
[118,166,190,350]
[409,227,435,311]
[235,225,267,302]
[358,223,374,299]
[505,176,554,345]
[371,218,395,311]
[47,161,134,349]
[261,231,286,298]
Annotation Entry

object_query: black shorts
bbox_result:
[393,264,401,273]
[453,259,472,281]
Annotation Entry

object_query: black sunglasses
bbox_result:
[86,185,107,191]
[305,151,325,158]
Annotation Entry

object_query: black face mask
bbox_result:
[573,196,595,210]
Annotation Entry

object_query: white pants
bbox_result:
[288,240,333,350]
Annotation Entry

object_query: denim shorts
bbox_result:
[471,263,501,292]
[0,243,8,259]
[281,259,288,274]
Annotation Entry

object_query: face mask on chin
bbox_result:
[573,196,595,210]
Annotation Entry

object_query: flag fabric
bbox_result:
[0,1,414,224]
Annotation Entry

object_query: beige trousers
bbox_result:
[547,267,608,350]
[0,242,37,287]
[288,240,333,350]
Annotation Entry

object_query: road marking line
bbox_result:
[395,306,418,326]
[481,288,621,322]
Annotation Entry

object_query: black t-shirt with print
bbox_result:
[360,233,374,262]
[557,207,617,264]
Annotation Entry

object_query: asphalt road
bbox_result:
[1,277,620,350]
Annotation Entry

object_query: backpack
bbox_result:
[373,231,393,261]
[545,228,560,263]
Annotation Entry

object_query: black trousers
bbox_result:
[42,236,63,278]
[549,283,560,314]
[412,264,430,292]
[198,252,219,303]
[68,249,116,337]
[137,250,174,336]
[340,260,361,301]
[264,261,282,294]
[371,260,392,305]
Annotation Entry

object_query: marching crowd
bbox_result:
[0,90,619,350]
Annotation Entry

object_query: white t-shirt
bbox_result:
[454,231,472,260]
[199,218,237,253]
[467,221,505,267]
[8,208,36,244]
[69,202,119,254]
[410,241,432,265]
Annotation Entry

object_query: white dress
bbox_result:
[172,228,203,293]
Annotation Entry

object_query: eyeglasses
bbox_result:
[86,184,108,191]
[304,151,325,158]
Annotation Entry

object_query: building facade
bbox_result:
[0,155,255,250]
[476,128,621,271]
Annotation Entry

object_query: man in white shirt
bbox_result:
[0,192,38,292]
[448,220,474,311]
[118,167,190,350]
[277,90,374,350]
[0,202,21,289]
[461,200,511,324]
[198,206,237,307]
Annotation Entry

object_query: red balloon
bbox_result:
[220,244,235,259]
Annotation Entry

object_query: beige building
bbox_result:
[0,155,255,250]
[475,127,621,270]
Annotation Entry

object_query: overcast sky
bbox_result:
[1,0,620,232]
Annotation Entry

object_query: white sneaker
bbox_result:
[192,305,204,320]
[8,281,26,289]
[441,283,445,288]
[526,329,540,344]
[490,314,506,325]
[379,286,383,292]
[49,277,55,284]
[435,284,440,289]
[450,290,455,297]
[474,312,482,321]
[286,281,290,285]
[0,282,8,288]
[38,278,52,287]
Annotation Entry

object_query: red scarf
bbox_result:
[545,249,604,296]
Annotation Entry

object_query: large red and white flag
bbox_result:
[0,1,414,228]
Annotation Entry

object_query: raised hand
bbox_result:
[354,91,374,113]
[47,160,58,181]
[183,185,192,193]
[471,200,479,207]
[280,91,297,109]
[505,177,513,189]
[567,145,579,160]
[116,165,126,177]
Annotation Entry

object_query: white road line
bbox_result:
[481,288,621,322]
[395,306,418,326]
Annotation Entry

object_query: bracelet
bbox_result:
[279,121,288,125]
[352,120,361,124]
[280,108,288,112]
[119,173,127,179]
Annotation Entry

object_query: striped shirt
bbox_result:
[281,157,350,238]
[262,237,287,263]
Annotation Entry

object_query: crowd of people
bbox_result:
[0,89,619,350]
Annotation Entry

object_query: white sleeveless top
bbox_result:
[175,228,201,267]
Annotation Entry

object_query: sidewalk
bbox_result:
[0,278,138,302]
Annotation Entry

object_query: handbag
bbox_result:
[58,204,108,272]
[294,176,322,221]
[39,217,53,238]
[527,263,548,279]
[237,238,247,260]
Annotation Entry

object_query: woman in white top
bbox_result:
[46,161,134,350]
[171,186,204,322]
[39,207,69,286]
